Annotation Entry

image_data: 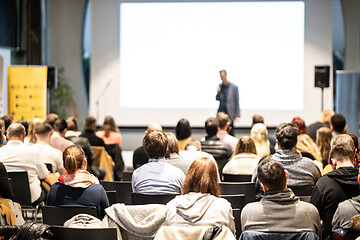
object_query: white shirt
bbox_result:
[222,153,261,175]
[217,130,239,151]
[31,141,63,172]
[0,140,49,203]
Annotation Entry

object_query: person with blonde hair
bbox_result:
[250,123,270,158]
[24,118,43,145]
[296,134,323,170]
[316,127,333,169]
[223,136,261,175]
[165,157,235,235]
[46,145,109,218]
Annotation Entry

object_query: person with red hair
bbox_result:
[164,157,235,235]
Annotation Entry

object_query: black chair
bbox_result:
[131,192,178,205]
[221,194,245,210]
[100,181,132,204]
[223,174,252,182]
[7,171,42,221]
[45,163,53,173]
[288,185,313,202]
[233,208,241,239]
[105,144,124,181]
[106,190,117,205]
[42,206,97,225]
[219,182,256,204]
[0,226,18,240]
[122,171,133,181]
[332,227,360,240]
[51,226,117,240]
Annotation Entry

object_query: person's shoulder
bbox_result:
[242,202,261,214]
[87,183,106,191]
[165,162,185,174]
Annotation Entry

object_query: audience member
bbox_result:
[1,115,13,134]
[307,110,334,141]
[0,123,50,205]
[296,134,322,170]
[252,115,264,126]
[24,118,42,145]
[96,116,122,148]
[223,136,260,175]
[50,119,74,152]
[253,123,320,188]
[331,114,347,137]
[32,122,65,174]
[165,157,235,235]
[17,119,29,136]
[201,117,232,178]
[291,116,308,135]
[0,119,6,146]
[310,136,360,238]
[316,127,333,170]
[332,169,360,230]
[175,118,192,151]
[47,145,109,218]
[216,112,238,151]
[132,130,185,194]
[0,162,25,225]
[165,132,193,174]
[179,139,215,162]
[241,156,321,238]
[45,113,58,129]
[250,123,271,157]
[252,114,276,149]
[65,117,81,138]
[132,123,162,169]
[349,134,360,167]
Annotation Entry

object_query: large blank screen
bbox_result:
[119,2,304,110]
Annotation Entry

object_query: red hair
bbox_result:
[291,117,307,135]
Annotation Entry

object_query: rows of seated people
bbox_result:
[0,110,359,240]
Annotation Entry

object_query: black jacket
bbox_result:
[310,166,360,238]
[80,130,106,147]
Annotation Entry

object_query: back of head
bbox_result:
[2,115,13,131]
[165,132,179,155]
[143,130,168,159]
[316,127,333,163]
[329,144,355,163]
[17,119,29,136]
[46,113,59,129]
[275,123,298,150]
[233,136,257,155]
[7,123,25,140]
[102,116,117,131]
[331,134,355,153]
[35,122,52,138]
[185,139,202,151]
[182,157,220,197]
[331,114,346,133]
[205,117,219,137]
[252,114,264,125]
[175,119,191,140]
[257,156,286,191]
[63,145,85,173]
[217,112,231,130]
[291,117,307,135]
[251,123,268,142]
[146,123,163,133]
[54,119,67,133]
[321,109,335,123]
[27,118,43,143]
[84,116,96,130]
[66,117,78,131]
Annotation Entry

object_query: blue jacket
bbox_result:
[216,82,240,120]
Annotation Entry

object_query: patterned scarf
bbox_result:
[58,170,99,188]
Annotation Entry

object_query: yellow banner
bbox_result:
[8,66,47,121]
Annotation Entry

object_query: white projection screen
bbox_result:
[90,0,333,127]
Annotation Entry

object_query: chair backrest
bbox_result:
[105,144,124,181]
[223,174,252,182]
[131,192,178,205]
[45,163,53,173]
[100,181,132,204]
[0,226,18,240]
[239,230,320,240]
[106,191,117,205]
[288,185,313,196]
[51,226,117,240]
[221,194,245,210]
[122,171,133,181]
[232,209,241,239]
[219,182,256,203]
[7,171,32,206]
[42,206,97,226]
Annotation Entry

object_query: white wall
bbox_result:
[90,0,333,127]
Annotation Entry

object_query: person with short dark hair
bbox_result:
[81,116,107,147]
[310,135,360,238]
[175,118,192,151]
[165,157,235,235]
[241,156,321,238]
[307,109,334,141]
[132,130,185,195]
[331,114,347,137]
[216,112,238,151]
[45,113,58,129]
[32,122,65,174]
[50,119,74,152]
[201,117,233,178]
[252,114,264,126]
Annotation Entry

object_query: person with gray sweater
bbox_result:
[242,156,322,238]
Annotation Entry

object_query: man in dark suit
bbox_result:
[216,69,240,136]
